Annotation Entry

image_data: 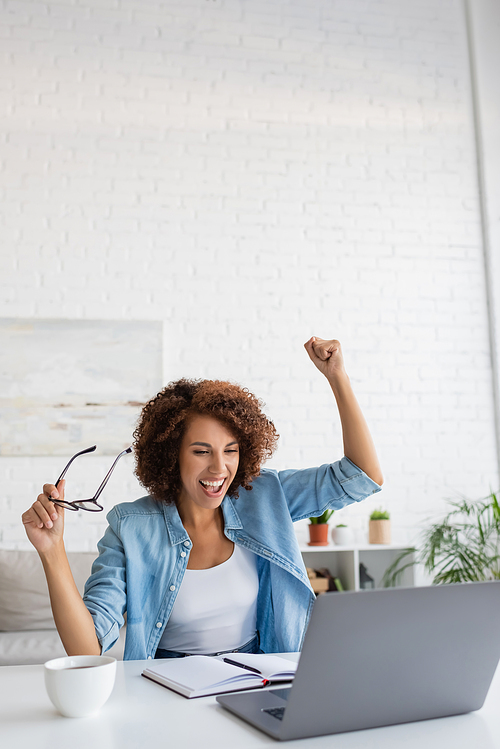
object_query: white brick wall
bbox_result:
[467,0,500,471]
[1,0,498,552]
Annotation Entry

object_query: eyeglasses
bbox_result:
[52,445,133,512]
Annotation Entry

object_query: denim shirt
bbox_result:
[83,457,381,660]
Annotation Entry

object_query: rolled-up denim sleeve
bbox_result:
[278,456,382,522]
[83,509,127,654]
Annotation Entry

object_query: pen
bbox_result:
[223,657,262,675]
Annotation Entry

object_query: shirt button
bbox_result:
[183,540,191,547]
[156,622,162,628]
[170,585,176,591]
[180,551,186,558]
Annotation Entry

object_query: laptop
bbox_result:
[217,581,500,741]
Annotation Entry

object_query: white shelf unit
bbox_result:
[300,544,415,592]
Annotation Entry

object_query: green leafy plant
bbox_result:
[309,509,334,525]
[335,523,347,528]
[383,491,500,587]
[370,508,390,521]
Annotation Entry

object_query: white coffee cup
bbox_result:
[44,655,117,718]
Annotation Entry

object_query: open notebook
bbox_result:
[142,653,297,699]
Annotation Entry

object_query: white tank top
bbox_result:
[158,544,259,654]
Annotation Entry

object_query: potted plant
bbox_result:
[369,508,391,544]
[332,523,353,546]
[382,491,500,587]
[308,510,334,546]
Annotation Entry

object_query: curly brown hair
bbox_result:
[133,378,279,504]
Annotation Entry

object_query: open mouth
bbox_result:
[199,478,226,496]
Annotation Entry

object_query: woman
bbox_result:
[22,337,383,660]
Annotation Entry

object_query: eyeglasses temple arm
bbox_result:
[93,447,133,500]
[55,445,97,488]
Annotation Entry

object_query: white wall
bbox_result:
[466,0,500,470]
[1,0,498,551]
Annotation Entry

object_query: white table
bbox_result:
[2,655,500,748]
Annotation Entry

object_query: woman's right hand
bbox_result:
[21,480,101,656]
[22,481,66,554]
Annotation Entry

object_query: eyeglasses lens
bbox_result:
[71,500,102,512]
[52,499,79,511]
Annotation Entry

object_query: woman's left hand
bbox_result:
[304,337,347,382]
[304,337,383,485]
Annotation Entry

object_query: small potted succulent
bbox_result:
[369,508,391,544]
[332,523,354,546]
[308,509,334,546]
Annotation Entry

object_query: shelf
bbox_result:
[300,544,415,592]
[299,544,413,553]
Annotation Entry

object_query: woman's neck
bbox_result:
[176,502,233,569]
[176,499,224,535]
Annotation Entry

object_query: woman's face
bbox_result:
[177,414,240,512]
